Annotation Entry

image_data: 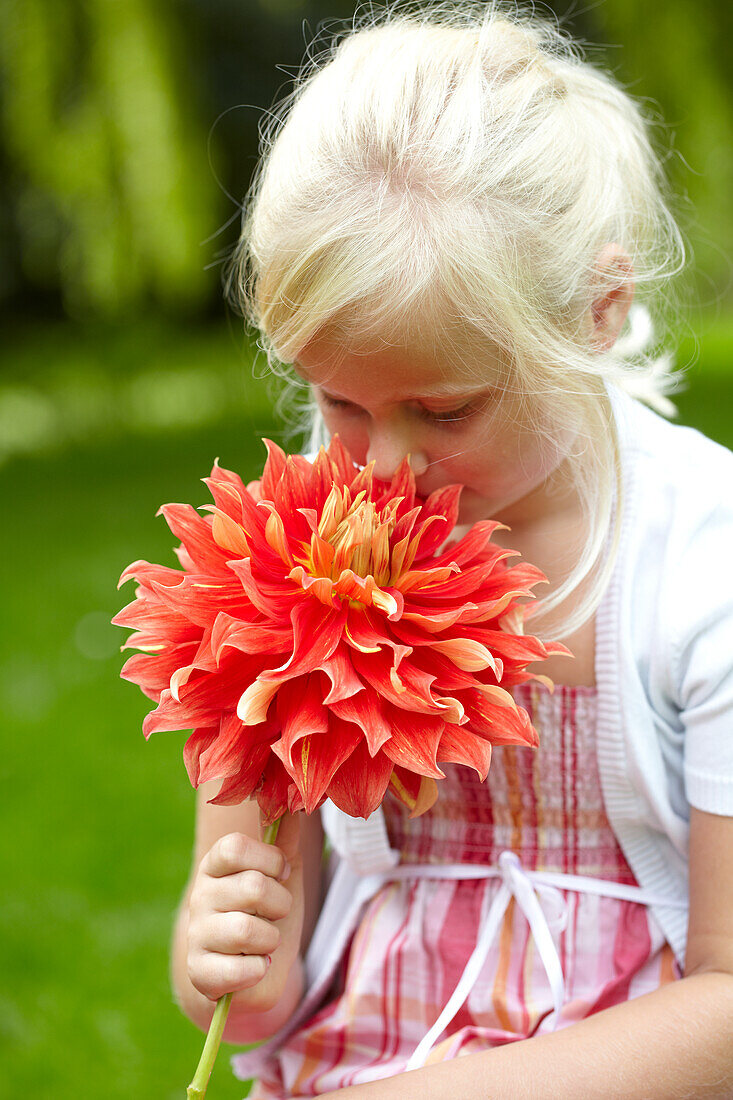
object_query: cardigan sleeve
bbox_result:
[672,494,733,816]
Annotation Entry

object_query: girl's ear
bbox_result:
[588,243,635,352]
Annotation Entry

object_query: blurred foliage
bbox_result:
[0,0,222,317]
[594,0,733,308]
[0,0,731,321]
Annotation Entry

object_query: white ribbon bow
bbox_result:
[404,851,567,1068]
[231,847,687,1082]
[395,850,687,1070]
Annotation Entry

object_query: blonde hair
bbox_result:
[227,1,686,639]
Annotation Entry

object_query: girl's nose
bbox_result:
[367,426,428,481]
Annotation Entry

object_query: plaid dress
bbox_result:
[246,683,680,1098]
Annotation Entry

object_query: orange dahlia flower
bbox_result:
[114,437,567,824]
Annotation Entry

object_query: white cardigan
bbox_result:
[318,388,733,964]
[593,385,733,962]
[231,391,733,1080]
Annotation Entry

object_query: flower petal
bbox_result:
[288,565,338,607]
[430,519,508,568]
[199,506,251,558]
[206,744,271,805]
[253,753,296,824]
[237,678,279,725]
[260,504,295,566]
[322,435,356,488]
[381,708,445,778]
[113,590,198,642]
[388,768,439,818]
[198,713,274,788]
[462,687,539,747]
[275,676,329,769]
[437,726,493,780]
[203,462,251,524]
[332,569,400,618]
[327,742,394,819]
[400,604,470,633]
[350,648,440,715]
[328,686,392,756]
[272,457,314,540]
[429,637,502,677]
[265,600,347,682]
[211,612,291,662]
[259,439,288,500]
[344,607,411,666]
[157,504,228,573]
[183,727,219,786]
[413,484,463,558]
[317,650,365,705]
[117,559,183,590]
[228,557,300,619]
[273,719,362,814]
[120,642,199,701]
[148,573,251,628]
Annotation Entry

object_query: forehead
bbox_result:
[295,334,504,402]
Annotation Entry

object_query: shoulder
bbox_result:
[612,388,733,552]
[611,389,733,692]
[616,388,733,494]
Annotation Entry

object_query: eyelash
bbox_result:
[318,392,480,427]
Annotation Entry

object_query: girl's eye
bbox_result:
[319,393,356,411]
[417,402,478,425]
[318,390,484,427]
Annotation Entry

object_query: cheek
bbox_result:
[321,413,369,463]
[444,430,558,494]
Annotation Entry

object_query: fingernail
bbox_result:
[280,861,291,882]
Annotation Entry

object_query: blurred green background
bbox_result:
[0,1,731,1097]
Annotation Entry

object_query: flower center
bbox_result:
[317,485,399,586]
[288,484,409,615]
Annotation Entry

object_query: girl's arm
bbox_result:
[320,806,733,1100]
[170,780,325,1044]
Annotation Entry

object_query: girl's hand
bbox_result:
[186,813,302,1009]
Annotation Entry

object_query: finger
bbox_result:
[202,869,294,922]
[189,950,271,1002]
[202,832,290,882]
[201,911,281,957]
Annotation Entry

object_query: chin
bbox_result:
[456,486,495,516]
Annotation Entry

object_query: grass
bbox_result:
[0,322,283,1099]
[1,315,732,1099]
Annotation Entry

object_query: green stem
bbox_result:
[186,992,232,1099]
[185,816,282,1099]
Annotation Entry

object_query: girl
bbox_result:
[172,5,733,1097]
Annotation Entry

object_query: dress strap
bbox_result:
[320,801,399,874]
